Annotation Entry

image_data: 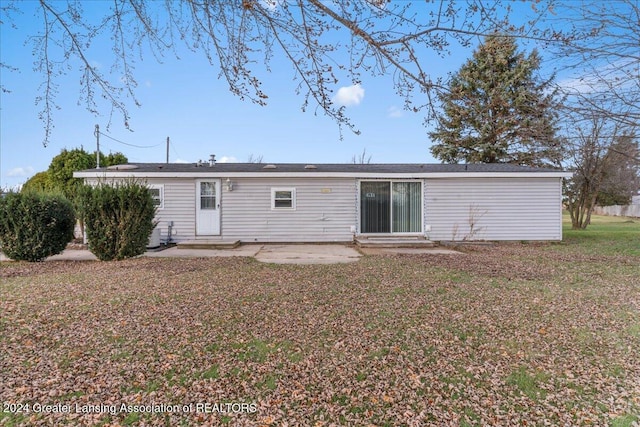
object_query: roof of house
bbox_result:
[74,162,571,178]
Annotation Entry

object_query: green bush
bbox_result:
[0,192,75,262]
[81,181,157,261]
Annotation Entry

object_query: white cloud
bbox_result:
[217,156,238,163]
[556,58,638,96]
[334,84,365,107]
[387,105,403,118]
[260,0,280,11]
[556,75,600,95]
[173,158,190,164]
[7,166,34,177]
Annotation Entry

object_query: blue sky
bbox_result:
[1,1,565,190]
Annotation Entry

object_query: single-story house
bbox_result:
[74,162,572,243]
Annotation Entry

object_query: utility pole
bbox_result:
[95,124,100,169]
[166,137,170,164]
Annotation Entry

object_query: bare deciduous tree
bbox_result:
[247,153,264,163]
[562,112,638,229]
[351,147,372,164]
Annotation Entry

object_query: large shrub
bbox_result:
[0,192,75,262]
[81,181,157,261]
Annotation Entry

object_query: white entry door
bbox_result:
[196,179,221,235]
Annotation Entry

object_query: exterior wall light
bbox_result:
[225,178,234,191]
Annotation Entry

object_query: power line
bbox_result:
[170,139,181,160]
[98,131,163,149]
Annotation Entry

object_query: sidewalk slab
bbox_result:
[254,244,361,264]
[0,250,98,262]
[144,245,261,258]
[3,244,455,264]
[1,246,261,262]
[177,239,241,249]
[47,250,99,261]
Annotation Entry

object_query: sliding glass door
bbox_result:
[360,182,391,233]
[392,182,422,233]
[360,181,422,233]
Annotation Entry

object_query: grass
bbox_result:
[200,365,220,380]
[0,215,639,425]
[561,212,640,255]
[506,366,551,401]
[611,413,640,427]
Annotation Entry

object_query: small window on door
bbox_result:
[271,188,296,210]
[200,182,217,210]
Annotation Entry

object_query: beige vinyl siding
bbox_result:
[220,177,356,242]
[148,178,195,242]
[83,174,564,242]
[85,177,355,242]
[425,177,563,241]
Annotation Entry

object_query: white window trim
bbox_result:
[148,184,164,210]
[271,187,296,210]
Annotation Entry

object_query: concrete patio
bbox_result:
[1,243,461,265]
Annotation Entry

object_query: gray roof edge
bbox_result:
[75,162,569,175]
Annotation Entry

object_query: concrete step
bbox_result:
[355,237,436,248]
[177,240,241,249]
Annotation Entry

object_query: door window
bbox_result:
[200,182,217,210]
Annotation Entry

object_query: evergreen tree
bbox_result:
[596,135,639,206]
[429,34,561,167]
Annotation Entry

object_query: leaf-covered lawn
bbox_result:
[1,243,639,426]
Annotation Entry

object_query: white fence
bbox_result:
[593,205,640,218]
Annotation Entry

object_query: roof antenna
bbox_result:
[209,154,216,167]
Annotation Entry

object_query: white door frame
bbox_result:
[195,179,221,236]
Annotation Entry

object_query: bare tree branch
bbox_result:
[36,0,131,136]
[3,0,636,147]
[549,0,640,127]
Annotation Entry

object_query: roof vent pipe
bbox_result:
[209,154,216,167]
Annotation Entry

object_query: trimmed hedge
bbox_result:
[81,181,157,261]
[0,192,75,262]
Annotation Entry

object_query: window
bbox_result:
[148,185,164,209]
[271,188,296,210]
[200,181,217,210]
